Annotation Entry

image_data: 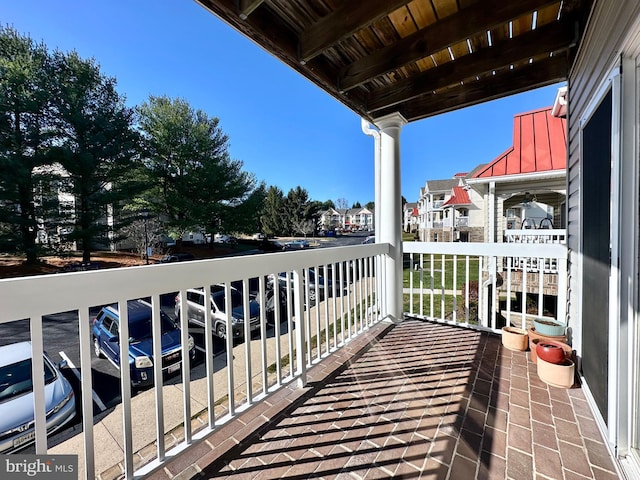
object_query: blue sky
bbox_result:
[2,0,564,206]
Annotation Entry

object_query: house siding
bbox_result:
[567,0,640,458]
[568,0,640,353]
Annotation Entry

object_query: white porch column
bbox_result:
[374,112,407,322]
[488,181,496,243]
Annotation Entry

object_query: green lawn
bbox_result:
[403,255,480,290]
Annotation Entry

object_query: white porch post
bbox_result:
[374,112,407,322]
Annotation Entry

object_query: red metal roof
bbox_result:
[472,107,566,179]
[442,186,471,206]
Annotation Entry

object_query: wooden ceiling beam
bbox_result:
[376,54,568,122]
[366,20,575,113]
[339,0,560,92]
[299,0,413,63]
[239,0,265,19]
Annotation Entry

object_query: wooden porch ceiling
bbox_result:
[196,0,593,124]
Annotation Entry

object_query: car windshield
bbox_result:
[128,311,177,342]
[212,290,243,311]
[0,357,56,403]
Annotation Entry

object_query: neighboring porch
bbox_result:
[148,319,620,480]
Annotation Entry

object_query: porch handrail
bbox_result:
[0,242,389,479]
[402,241,568,334]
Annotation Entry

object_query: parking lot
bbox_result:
[0,231,373,452]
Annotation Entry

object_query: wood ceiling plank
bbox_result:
[431,0,459,20]
[538,3,561,25]
[339,0,560,91]
[367,20,573,112]
[388,6,418,38]
[431,49,452,68]
[299,0,414,62]
[382,55,568,122]
[450,39,470,60]
[407,0,437,29]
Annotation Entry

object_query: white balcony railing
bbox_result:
[503,228,567,244]
[0,240,569,479]
[0,243,388,479]
[403,241,568,333]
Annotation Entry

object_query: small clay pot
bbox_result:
[536,341,566,364]
[501,326,528,351]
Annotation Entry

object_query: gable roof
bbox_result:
[426,179,459,192]
[442,186,472,207]
[471,106,566,179]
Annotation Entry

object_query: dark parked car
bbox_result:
[92,300,195,389]
[158,252,195,263]
[285,239,310,249]
[0,342,76,453]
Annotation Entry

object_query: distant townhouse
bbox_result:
[403,202,418,233]
[319,207,374,232]
[416,172,484,242]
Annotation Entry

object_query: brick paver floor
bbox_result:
[150,319,621,480]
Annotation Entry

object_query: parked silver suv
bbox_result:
[174,286,261,340]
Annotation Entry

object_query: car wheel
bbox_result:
[308,289,316,303]
[93,337,103,358]
[216,323,227,340]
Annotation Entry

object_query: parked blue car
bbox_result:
[92,299,195,389]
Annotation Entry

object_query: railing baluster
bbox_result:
[243,280,252,405]
[419,253,424,316]
[538,259,544,317]
[430,254,434,319]
[118,298,134,478]
[151,294,165,460]
[224,284,235,416]
[258,276,268,396]
[358,258,364,331]
[30,314,46,454]
[201,284,215,428]
[340,261,346,345]
[506,258,512,327]
[346,262,352,339]
[273,274,283,385]
[440,254,446,321]
[332,262,338,348]
[78,306,95,478]
[293,269,307,387]
[452,255,458,324]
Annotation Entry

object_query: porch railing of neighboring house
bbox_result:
[503,228,567,244]
[0,243,388,479]
[403,241,568,333]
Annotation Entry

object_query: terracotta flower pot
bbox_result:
[528,327,567,345]
[536,341,566,364]
[537,357,575,388]
[501,326,529,351]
